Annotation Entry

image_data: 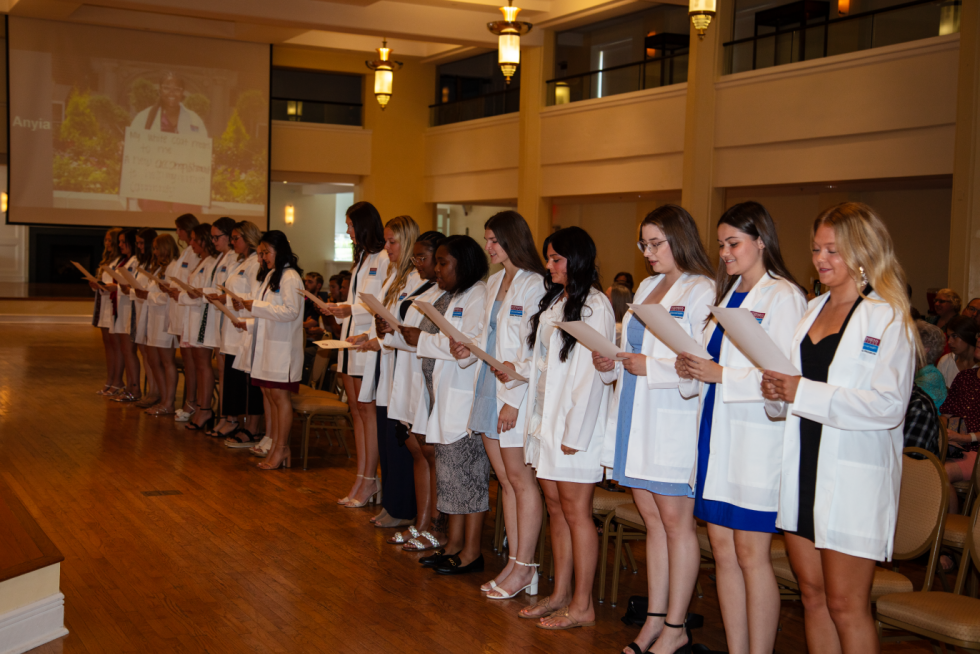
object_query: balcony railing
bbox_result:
[429,87,520,127]
[545,50,689,107]
[271,98,362,127]
[724,0,961,75]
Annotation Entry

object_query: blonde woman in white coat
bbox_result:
[400,235,489,574]
[594,206,715,654]
[233,230,305,471]
[143,234,181,416]
[108,229,142,403]
[130,228,160,409]
[449,211,546,598]
[762,203,919,654]
[321,202,390,507]
[676,202,807,654]
[498,226,614,628]
[90,228,124,395]
[164,213,202,420]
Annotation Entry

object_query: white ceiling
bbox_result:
[2,0,687,58]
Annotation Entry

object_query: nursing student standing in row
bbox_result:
[594,205,715,654]
[762,203,918,654]
[676,202,807,654]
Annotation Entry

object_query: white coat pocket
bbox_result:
[728,419,783,491]
[446,387,475,435]
[827,460,890,541]
[654,408,698,469]
[261,341,291,375]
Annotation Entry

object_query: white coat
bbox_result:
[517,289,615,483]
[131,267,150,345]
[767,291,914,561]
[196,250,234,349]
[599,273,715,485]
[145,261,178,349]
[384,283,443,428]
[168,247,200,337]
[680,273,807,512]
[410,282,488,445]
[460,268,545,448]
[97,256,123,329]
[178,255,217,346]
[246,267,305,383]
[219,253,261,357]
[111,256,139,335]
[339,249,390,377]
[359,270,425,405]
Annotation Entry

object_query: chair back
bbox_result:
[309,350,331,390]
[938,419,948,463]
[953,502,980,595]
[894,448,949,586]
[963,451,980,515]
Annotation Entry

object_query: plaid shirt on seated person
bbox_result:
[903,384,941,458]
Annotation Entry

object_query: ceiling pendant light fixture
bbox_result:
[365,39,402,110]
[689,0,717,40]
[487,0,532,84]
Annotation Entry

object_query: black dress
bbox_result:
[788,295,862,542]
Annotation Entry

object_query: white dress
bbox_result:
[110,256,139,335]
[168,247,201,338]
[97,257,123,329]
[145,261,178,349]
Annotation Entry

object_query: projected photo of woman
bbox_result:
[130,71,208,213]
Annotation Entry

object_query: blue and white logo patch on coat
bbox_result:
[452,307,463,318]
[669,306,685,318]
[398,293,408,300]
[510,305,523,317]
[369,268,377,276]
[751,311,765,323]
[862,337,880,355]
[181,262,189,268]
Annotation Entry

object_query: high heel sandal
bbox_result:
[337,474,363,505]
[185,408,215,431]
[174,404,197,422]
[111,389,142,403]
[387,526,420,545]
[623,613,666,654]
[100,386,124,397]
[344,476,379,508]
[487,560,538,599]
[481,556,516,592]
[656,621,692,654]
[257,447,291,470]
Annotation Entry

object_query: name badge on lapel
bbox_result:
[238,270,245,276]
[510,305,523,317]
[669,306,685,318]
[452,307,463,318]
[751,311,765,323]
[398,293,408,301]
[181,262,189,268]
[220,267,226,273]
[862,336,880,355]
[369,268,377,276]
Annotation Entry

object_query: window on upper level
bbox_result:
[725,0,961,75]
[430,52,520,127]
[548,4,690,107]
[271,67,363,126]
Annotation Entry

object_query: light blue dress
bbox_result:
[612,316,695,497]
[468,300,502,438]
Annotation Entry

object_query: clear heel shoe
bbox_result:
[487,560,539,599]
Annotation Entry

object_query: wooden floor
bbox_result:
[0,324,937,654]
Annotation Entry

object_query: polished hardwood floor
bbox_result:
[0,324,937,653]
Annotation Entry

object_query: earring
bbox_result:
[858,265,868,290]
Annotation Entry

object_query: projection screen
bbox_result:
[7,17,270,228]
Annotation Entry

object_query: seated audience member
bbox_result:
[606,283,633,345]
[939,352,980,514]
[908,283,921,321]
[302,272,329,384]
[963,296,980,327]
[612,271,634,291]
[904,384,941,458]
[927,288,962,329]
[916,321,948,407]
[937,315,979,388]
[321,274,345,339]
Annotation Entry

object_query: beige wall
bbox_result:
[271,121,372,178]
[425,116,519,204]
[272,45,436,231]
[268,183,340,279]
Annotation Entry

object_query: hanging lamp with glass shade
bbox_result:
[487,0,532,84]
[689,0,716,40]
[365,39,403,110]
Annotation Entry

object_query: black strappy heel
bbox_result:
[623,613,666,654]
[661,620,693,654]
[185,408,215,431]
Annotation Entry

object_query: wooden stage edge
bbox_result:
[0,476,64,585]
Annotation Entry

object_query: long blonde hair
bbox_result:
[234,220,262,262]
[101,228,123,267]
[153,234,180,272]
[812,202,923,365]
[383,215,420,307]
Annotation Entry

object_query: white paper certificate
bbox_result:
[628,303,710,358]
[71,261,99,283]
[117,266,145,292]
[707,306,800,375]
[359,292,402,327]
[556,321,624,360]
[297,289,334,313]
[137,266,165,286]
[105,266,130,286]
[218,283,244,304]
[413,300,472,345]
[313,339,356,349]
[168,276,199,294]
[208,297,240,322]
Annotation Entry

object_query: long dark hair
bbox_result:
[191,223,217,258]
[119,228,138,260]
[257,230,303,292]
[136,228,158,267]
[529,226,599,362]
[712,201,803,305]
[640,205,714,278]
[347,201,385,266]
[439,235,489,294]
[485,211,546,276]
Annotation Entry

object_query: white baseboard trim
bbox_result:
[0,593,68,654]
[0,315,91,324]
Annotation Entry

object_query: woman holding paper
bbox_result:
[447,210,546,598]
[381,231,446,550]
[177,223,219,431]
[761,203,918,654]
[674,201,806,654]
[167,213,201,421]
[216,221,265,446]
[131,228,159,408]
[143,234,181,416]
[398,235,489,573]
[324,202,390,507]
[499,226,614,628]
[233,230,305,471]
[109,228,143,403]
[593,205,715,654]
[351,215,422,522]
[91,228,125,396]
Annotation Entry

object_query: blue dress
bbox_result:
[693,291,778,533]
[468,300,502,438]
[613,316,695,497]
